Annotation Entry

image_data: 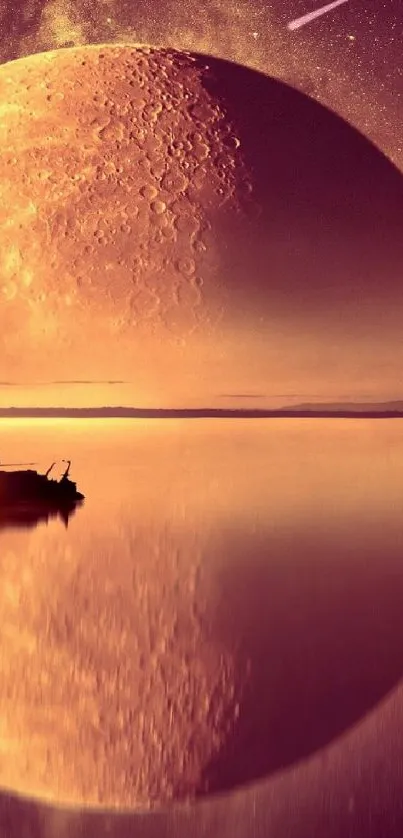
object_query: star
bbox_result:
[287,0,349,32]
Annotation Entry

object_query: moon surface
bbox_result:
[0,44,253,399]
[1,44,403,404]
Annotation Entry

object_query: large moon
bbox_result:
[1,44,403,405]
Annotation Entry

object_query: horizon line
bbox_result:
[1,405,403,419]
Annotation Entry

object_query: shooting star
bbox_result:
[287,0,349,31]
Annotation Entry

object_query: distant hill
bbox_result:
[1,403,403,419]
[291,401,403,413]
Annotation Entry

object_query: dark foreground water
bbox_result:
[1,418,403,814]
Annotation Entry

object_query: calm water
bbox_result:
[1,418,403,809]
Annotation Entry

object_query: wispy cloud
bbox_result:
[0,380,128,386]
[218,393,317,399]
[51,380,127,385]
[218,393,267,399]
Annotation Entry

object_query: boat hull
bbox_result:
[0,469,85,505]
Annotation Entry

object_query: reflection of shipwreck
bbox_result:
[0,460,84,530]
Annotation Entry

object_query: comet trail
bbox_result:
[287,0,349,31]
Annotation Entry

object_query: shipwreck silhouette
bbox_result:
[0,459,84,530]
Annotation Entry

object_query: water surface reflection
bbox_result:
[0,418,402,808]
[0,501,83,531]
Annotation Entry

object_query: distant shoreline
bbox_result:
[1,407,403,419]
